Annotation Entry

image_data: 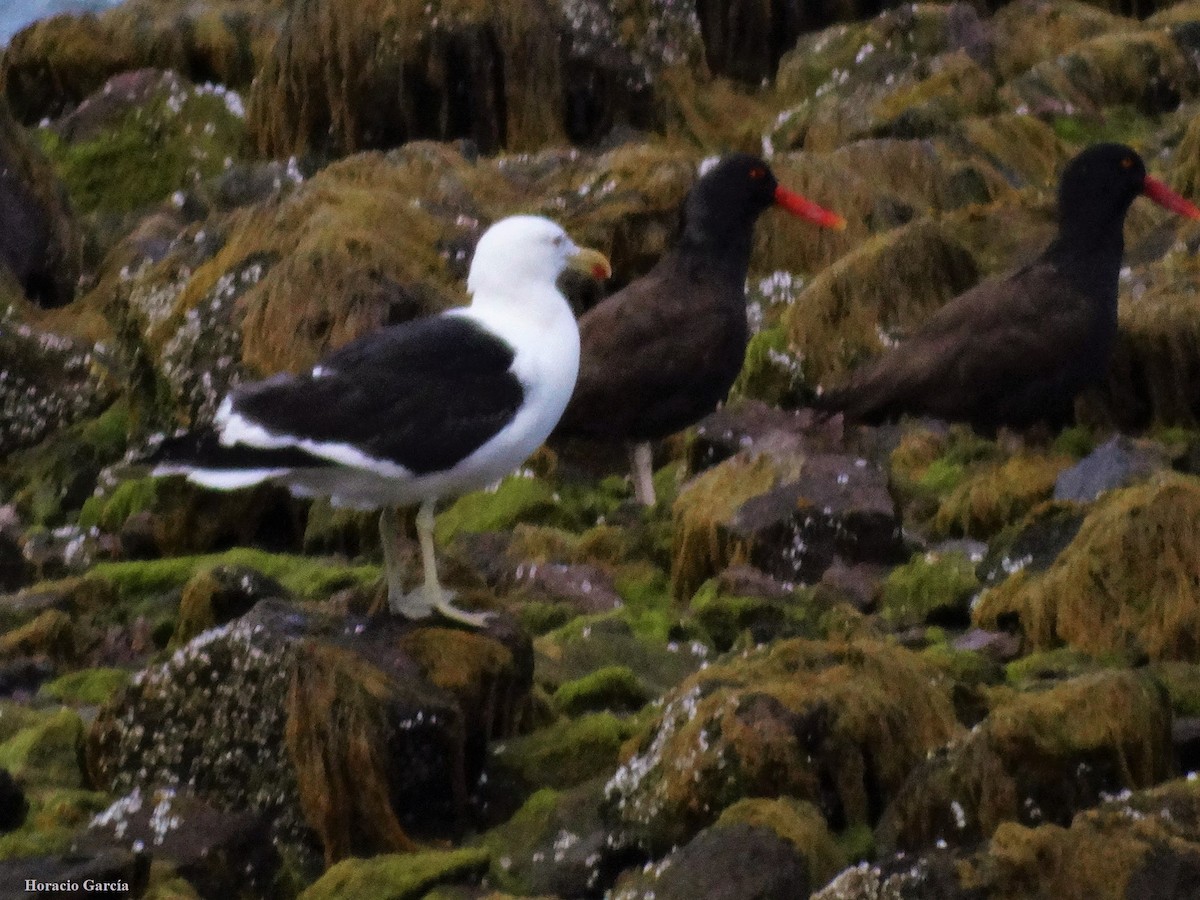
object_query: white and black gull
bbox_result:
[152,215,611,626]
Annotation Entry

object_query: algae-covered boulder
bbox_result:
[988,0,1131,82]
[671,450,905,600]
[974,475,1200,661]
[247,0,701,157]
[818,777,1200,900]
[784,220,979,387]
[298,847,489,900]
[877,670,1172,852]
[1,0,282,124]
[37,69,250,220]
[87,599,531,865]
[605,638,961,854]
[932,453,1072,539]
[0,99,80,307]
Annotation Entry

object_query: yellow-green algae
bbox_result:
[88,547,379,601]
[716,797,845,888]
[297,847,489,900]
[670,452,786,602]
[879,550,980,628]
[933,453,1071,539]
[606,638,961,853]
[552,666,649,716]
[491,712,637,791]
[973,475,1200,661]
[0,786,110,860]
[0,610,77,664]
[435,476,557,545]
[0,707,85,788]
[285,642,423,863]
[784,220,979,387]
[39,667,130,706]
[877,670,1171,852]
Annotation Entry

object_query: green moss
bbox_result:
[1004,648,1121,685]
[934,454,1071,539]
[1150,662,1200,717]
[79,478,159,532]
[297,847,489,900]
[0,786,109,860]
[552,665,649,715]
[0,708,85,788]
[836,823,876,863]
[493,712,636,790]
[39,667,130,706]
[921,644,1003,686]
[517,601,574,636]
[612,562,676,643]
[477,788,560,893]
[37,73,247,216]
[435,476,557,545]
[91,548,378,601]
[716,797,845,886]
[1052,425,1097,458]
[975,476,1200,661]
[879,551,979,629]
[731,326,806,406]
[1050,105,1156,147]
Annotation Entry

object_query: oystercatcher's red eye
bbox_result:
[749,168,765,180]
[1121,157,1134,169]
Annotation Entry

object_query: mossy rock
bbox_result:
[784,219,980,388]
[298,847,489,900]
[716,797,845,888]
[0,609,77,664]
[39,667,131,707]
[171,565,288,648]
[989,0,1132,82]
[0,786,109,860]
[933,453,1073,539]
[1151,661,1200,716]
[1,0,277,123]
[490,712,637,792]
[974,475,1200,661]
[552,666,650,716]
[606,638,961,854]
[436,476,558,545]
[687,578,821,651]
[1002,29,1200,118]
[1104,251,1200,429]
[879,550,980,629]
[0,707,85,789]
[36,69,249,218]
[1004,647,1117,685]
[878,670,1172,853]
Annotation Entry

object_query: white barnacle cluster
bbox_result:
[91,787,144,839]
[810,857,930,899]
[604,684,704,826]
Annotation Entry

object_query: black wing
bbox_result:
[230,315,525,474]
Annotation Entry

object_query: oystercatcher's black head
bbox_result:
[681,154,845,251]
[1058,143,1200,244]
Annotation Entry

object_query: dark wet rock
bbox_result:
[86,599,532,865]
[1174,717,1200,774]
[83,787,279,897]
[170,565,288,647]
[480,779,617,897]
[816,559,887,612]
[978,501,1085,587]
[0,769,27,833]
[877,670,1172,853]
[689,401,819,473]
[975,476,1200,661]
[0,98,80,307]
[605,638,960,855]
[610,822,814,900]
[1054,435,1170,502]
[0,508,30,594]
[0,848,148,897]
[509,563,623,618]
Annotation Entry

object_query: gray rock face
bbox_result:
[1054,435,1169,502]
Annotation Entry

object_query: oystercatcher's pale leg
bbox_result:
[630,442,656,507]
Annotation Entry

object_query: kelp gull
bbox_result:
[153,215,611,625]
[555,153,845,505]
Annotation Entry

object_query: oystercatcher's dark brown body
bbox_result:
[556,154,844,503]
[817,144,1200,433]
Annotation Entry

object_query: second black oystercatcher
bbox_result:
[555,154,845,505]
[816,143,1200,434]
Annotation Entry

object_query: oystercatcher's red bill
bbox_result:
[1142,176,1200,219]
[774,185,847,230]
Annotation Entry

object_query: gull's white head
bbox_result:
[467,215,611,300]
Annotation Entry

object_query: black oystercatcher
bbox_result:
[152,215,611,625]
[556,154,845,505]
[816,143,1200,433]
